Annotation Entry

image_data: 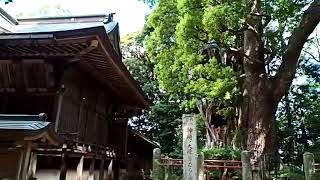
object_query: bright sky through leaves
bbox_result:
[0,0,151,35]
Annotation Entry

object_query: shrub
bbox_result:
[201,146,241,160]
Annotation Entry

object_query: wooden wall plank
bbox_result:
[59,66,111,145]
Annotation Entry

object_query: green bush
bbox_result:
[270,165,304,180]
[201,146,241,160]
[201,146,241,179]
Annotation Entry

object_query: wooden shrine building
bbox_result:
[0,9,155,180]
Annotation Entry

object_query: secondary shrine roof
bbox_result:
[0,114,60,146]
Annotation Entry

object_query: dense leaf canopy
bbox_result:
[145,0,243,111]
[144,0,312,110]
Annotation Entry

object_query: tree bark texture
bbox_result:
[243,0,320,168]
[198,102,235,148]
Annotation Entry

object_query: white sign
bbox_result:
[182,114,198,180]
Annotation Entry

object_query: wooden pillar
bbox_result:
[54,86,65,132]
[113,160,120,179]
[303,152,315,180]
[88,158,95,180]
[59,148,67,180]
[99,159,105,180]
[16,150,24,180]
[124,123,129,159]
[119,169,127,180]
[17,142,32,180]
[241,151,252,180]
[107,160,114,180]
[77,99,85,141]
[27,152,37,179]
[76,156,84,180]
[52,61,65,133]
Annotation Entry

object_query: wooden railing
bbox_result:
[160,158,241,170]
[204,159,241,170]
[315,163,320,171]
[36,137,119,160]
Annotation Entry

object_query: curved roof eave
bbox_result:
[0,25,150,109]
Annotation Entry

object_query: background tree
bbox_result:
[121,31,184,153]
[15,5,71,17]
[144,0,320,172]
[145,0,241,149]
[278,31,320,165]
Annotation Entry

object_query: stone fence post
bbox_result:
[241,150,252,180]
[303,152,315,180]
[198,153,205,180]
[153,148,163,180]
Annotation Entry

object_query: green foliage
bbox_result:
[150,99,184,154]
[15,5,72,18]
[277,38,320,165]
[270,166,320,180]
[201,146,241,160]
[270,165,304,180]
[145,0,241,118]
[139,0,157,7]
[311,172,320,180]
[141,0,317,159]
[201,146,241,179]
[144,0,314,111]
[122,31,185,154]
[144,0,318,154]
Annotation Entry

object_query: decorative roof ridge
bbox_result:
[0,6,18,25]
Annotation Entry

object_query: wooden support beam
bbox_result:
[99,159,105,180]
[27,152,37,179]
[76,99,84,141]
[107,160,113,180]
[22,59,44,64]
[54,86,65,132]
[88,158,95,180]
[59,147,68,180]
[51,60,65,132]
[0,52,76,57]
[0,59,12,63]
[17,142,32,180]
[76,156,84,180]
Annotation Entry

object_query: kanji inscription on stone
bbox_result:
[182,114,197,180]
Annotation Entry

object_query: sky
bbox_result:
[0,0,151,35]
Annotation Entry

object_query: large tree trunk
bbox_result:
[246,84,278,161]
[243,0,320,162]
[243,1,319,178]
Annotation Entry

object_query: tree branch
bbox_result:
[303,49,319,62]
[273,0,320,100]
[250,13,271,28]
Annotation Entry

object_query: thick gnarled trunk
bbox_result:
[243,1,320,170]
[246,84,278,162]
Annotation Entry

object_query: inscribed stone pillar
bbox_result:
[182,114,197,180]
